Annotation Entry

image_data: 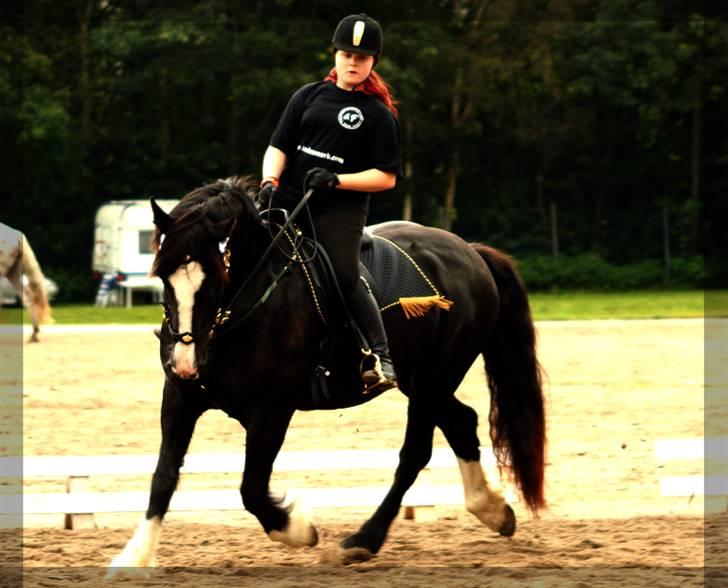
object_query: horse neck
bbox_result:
[226,221,275,285]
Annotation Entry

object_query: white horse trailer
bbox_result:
[92,199,178,306]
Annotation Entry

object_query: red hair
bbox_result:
[325,67,399,117]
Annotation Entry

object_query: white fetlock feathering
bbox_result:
[268,495,318,548]
[106,516,162,576]
[457,458,509,533]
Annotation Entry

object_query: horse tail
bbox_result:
[471,243,546,512]
[21,234,53,324]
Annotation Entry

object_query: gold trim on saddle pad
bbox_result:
[372,234,454,319]
[398,295,454,319]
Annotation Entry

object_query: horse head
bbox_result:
[151,176,265,380]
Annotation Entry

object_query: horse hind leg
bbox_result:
[326,397,436,564]
[436,396,516,537]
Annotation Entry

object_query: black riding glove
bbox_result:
[257,181,276,209]
[304,167,340,193]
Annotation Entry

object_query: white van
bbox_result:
[92,199,178,277]
[92,199,178,306]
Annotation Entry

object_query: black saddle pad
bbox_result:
[360,231,441,311]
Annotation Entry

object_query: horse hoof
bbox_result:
[498,504,516,537]
[268,502,319,548]
[320,546,374,566]
[104,566,154,582]
[308,524,320,547]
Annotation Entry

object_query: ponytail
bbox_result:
[325,67,399,117]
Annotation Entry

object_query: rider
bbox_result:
[258,13,400,393]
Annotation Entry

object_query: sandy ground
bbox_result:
[0,317,726,587]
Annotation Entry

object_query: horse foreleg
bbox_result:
[25,297,40,343]
[436,396,516,536]
[107,382,205,575]
[4,262,38,343]
[334,398,436,563]
[242,405,318,548]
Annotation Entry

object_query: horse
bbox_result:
[0,223,53,343]
[108,176,545,571]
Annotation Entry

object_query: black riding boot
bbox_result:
[347,277,397,393]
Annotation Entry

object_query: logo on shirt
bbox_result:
[338,106,364,130]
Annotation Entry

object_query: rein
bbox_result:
[162,189,315,345]
[209,188,315,339]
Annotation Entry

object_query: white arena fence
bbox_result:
[0,448,515,529]
[655,438,728,499]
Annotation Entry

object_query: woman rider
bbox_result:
[258,14,400,393]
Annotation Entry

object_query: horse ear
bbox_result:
[150,198,172,234]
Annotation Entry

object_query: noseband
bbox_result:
[161,302,212,345]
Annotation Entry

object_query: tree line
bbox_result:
[3,1,724,298]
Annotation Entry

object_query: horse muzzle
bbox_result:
[171,341,200,379]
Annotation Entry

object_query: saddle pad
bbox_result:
[360,233,452,318]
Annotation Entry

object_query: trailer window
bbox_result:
[138,230,154,254]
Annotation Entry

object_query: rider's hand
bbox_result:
[257,180,277,209]
[304,167,340,192]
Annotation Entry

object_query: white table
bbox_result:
[117,277,163,308]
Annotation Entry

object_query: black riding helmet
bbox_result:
[332,13,383,57]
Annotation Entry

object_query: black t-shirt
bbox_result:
[270,80,401,213]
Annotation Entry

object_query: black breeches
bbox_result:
[308,209,367,296]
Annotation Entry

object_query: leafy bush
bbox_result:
[44,266,97,303]
[518,255,704,291]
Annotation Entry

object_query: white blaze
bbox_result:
[169,261,205,376]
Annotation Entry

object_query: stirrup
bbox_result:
[363,374,397,394]
[361,354,397,394]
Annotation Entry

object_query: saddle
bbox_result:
[294,224,453,410]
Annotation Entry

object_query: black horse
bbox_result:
[108,176,545,571]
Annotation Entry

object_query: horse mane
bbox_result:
[152,176,261,279]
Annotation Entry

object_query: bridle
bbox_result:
[161,298,215,346]
[160,188,315,345]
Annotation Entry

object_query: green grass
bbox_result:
[1,290,722,324]
[529,290,711,320]
[0,304,164,325]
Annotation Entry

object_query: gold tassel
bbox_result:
[399,295,454,319]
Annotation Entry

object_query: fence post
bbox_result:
[64,476,96,530]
